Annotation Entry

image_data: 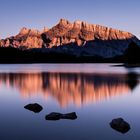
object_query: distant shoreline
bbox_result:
[0,47,140,65]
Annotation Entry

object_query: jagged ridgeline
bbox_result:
[0,19,140,62]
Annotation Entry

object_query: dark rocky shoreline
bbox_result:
[0,42,140,64]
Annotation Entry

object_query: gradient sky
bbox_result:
[0,0,139,39]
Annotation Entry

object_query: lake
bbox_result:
[0,64,140,140]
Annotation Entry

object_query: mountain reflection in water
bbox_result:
[0,72,139,107]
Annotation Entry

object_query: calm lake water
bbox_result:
[0,64,140,140]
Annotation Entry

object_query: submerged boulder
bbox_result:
[45,112,77,121]
[24,103,43,113]
[110,118,130,134]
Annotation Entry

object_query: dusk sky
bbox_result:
[0,0,139,39]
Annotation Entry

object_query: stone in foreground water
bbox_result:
[110,118,130,134]
[24,103,43,113]
[45,112,77,121]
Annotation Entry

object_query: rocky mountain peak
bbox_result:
[59,18,71,26]
[72,20,97,32]
[28,29,41,36]
[19,27,30,35]
[73,20,83,28]
[18,28,41,38]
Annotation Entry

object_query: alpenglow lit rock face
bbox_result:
[43,19,135,47]
[0,28,43,49]
[0,19,139,57]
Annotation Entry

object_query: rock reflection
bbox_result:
[0,72,137,107]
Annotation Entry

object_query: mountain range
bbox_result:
[0,19,140,63]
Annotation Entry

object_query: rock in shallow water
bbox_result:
[110,118,130,134]
[24,103,43,113]
[45,112,77,121]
